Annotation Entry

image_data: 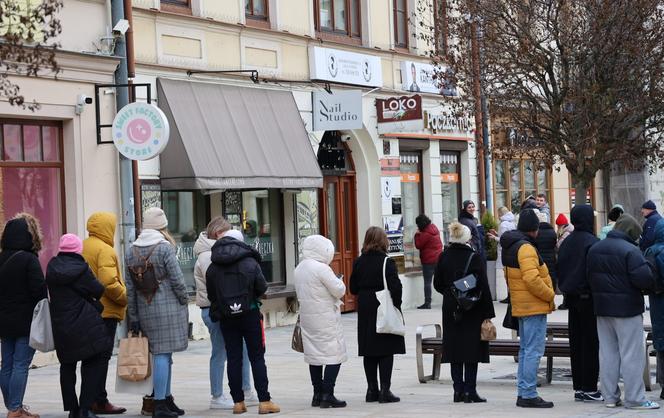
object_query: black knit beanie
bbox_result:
[518,209,540,233]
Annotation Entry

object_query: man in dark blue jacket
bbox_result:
[640,200,662,252]
[557,205,601,402]
[587,214,659,410]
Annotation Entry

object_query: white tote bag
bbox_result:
[375,257,406,336]
[29,298,54,352]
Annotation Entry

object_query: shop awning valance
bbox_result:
[157,78,323,190]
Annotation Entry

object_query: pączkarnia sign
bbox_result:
[423,110,473,133]
[312,90,363,131]
[112,102,170,160]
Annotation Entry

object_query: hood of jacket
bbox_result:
[500,212,516,223]
[86,212,116,247]
[1,218,35,251]
[421,223,440,237]
[539,222,554,231]
[210,236,261,265]
[46,253,89,286]
[300,235,334,265]
[459,209,475,221]
[500,229,534,251]
[570,205,594,233]
[193,232,216,257]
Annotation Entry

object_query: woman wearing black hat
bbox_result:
[458,201,481,255]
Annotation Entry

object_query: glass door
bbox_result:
[400,151,423,270]
[440,151,461,244]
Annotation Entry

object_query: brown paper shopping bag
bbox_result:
[117,333,151,382]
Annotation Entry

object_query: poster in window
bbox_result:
[296,190,319,254]
[141,182,162,212]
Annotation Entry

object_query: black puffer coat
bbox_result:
[349,250,405,357]
[0,218,47,338]
[536,222,558,285]
[434,243,495,363]
[587,230,654,317]
[557,205,598,295]
[458,210,481,254]
[46,252,112,364]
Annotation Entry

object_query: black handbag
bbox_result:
[451,253,482,311]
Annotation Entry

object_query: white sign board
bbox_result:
[401,61,458,96]
[310,46,383,87]
[312,90,363,131]
[112,102,170,160]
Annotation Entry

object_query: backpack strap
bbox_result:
[462,252,475,277]
[132,244,159,263]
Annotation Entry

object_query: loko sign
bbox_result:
[112,102,170,160]
[376,95,422,123]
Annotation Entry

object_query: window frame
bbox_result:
[245,0,270,28]
[492,158,552,217]
[160,0,192,15]
[393,0,409,49]
[314,0,362,44]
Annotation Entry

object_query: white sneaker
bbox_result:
[210,395,234,410]
[244,390,259,406]
[626,400,660,410]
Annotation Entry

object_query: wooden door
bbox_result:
[321,175,358,312]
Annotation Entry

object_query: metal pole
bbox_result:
[478,24,493,214]
[111,0,136,250]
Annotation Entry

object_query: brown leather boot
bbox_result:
[141,395,154,416]
[232,402,247,415]
[258,400,280,414]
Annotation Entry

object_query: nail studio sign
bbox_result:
[112,102,170,160]
[312,90,363,131]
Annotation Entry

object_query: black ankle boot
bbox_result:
[454,392,463,403]
[365,385,379,402]
[152,400,177,418]
[311,391,322,407]
[463,392,487,403]
[378,388,400,403]
[320,393,347,408]
[165,396,184,416]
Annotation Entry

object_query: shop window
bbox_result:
[161,191,209,294]
[315,0,361,40]
[161,0,192,14]
[222,190,285,284]
[295,190,319,264]
[440,151,461,244]
[494,159,550,215]
[393,0,408,48]
[0,120,64,271]
[400,151,422,269]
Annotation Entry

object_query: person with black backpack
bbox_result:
[205,229,280,415]
[643,218,664,401]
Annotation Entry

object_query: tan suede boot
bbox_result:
[232,402,247,414]
[258,400,280,414]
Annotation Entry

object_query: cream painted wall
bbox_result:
[200,0,242,23]
[370,0,393,50]
[206,31,241,69]
[57,0,110,54]
[277,0,312,36]
[280,43,309,79]
[133,15,158,64]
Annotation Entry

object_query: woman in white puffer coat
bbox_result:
[294,235,348,409]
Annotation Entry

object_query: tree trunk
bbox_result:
[573,178,590,207]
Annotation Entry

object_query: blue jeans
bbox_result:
[0,336,36,411]
[152,353,172,401]
[201,308,251,398]
[517,315,547,399]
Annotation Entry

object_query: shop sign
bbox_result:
[401,173,420,183]
[424,110,474,133]
[380,158,400,176]
[387,234,404,254]
[112,102,170,161]
[310,46,383,87]
[312,90,363,131]
[376,95,422,123]
[401,61,458,96]
[441,173,459,183]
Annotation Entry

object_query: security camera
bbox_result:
[75,94,93,115]
[113,19,130,36]
[340,135,351,142]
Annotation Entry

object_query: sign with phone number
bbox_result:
[388,234,404,254]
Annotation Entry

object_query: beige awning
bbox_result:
[157,78,323,190]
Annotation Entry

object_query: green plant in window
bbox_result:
[481,212,498,261]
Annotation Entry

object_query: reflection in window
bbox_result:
[316,0,361,38]
[493,159,550,215]
[393,0,408,47]
[295,190,319,263]
[245,0,268,19]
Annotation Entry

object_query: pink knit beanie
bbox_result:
[58,233,83,254]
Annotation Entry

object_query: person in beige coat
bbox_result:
[294,235,347,409]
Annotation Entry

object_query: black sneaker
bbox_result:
[499,297,509,304]
[516,396,554,408]
[581,391,604,402]
[557,303,568,310]
[417,303,431,309]
[463,392,487,403]
[319,394,347,408]
[574,391,584,402]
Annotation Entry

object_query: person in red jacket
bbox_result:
[414,214,444,309]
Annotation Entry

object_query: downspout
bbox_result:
[470,20,487,215]
[478,24,493,214]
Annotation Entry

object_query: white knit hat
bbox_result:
[449,222,471,244]
[224,229,244,241]
[142,207,168,230]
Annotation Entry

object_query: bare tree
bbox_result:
[0,0,62,110]
[417,0,664,200]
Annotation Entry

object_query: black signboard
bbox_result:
[388,234,404,254]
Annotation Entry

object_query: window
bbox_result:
[440,151,461,244]
[400,151,422,269]
[315,0,361,38]
[245,0,269,20]
[160,0,192,14]
[494,159,550,215]
[393,0,408,48]
[0,120,64,271]
[222,190,285,284]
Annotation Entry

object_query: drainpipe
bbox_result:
[478,24,493,214]
[470,20,487,215]
[111,0,136,248]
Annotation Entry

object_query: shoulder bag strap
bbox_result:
[0,250,24,271]
[462,252,475,276]
[382,256,389,290]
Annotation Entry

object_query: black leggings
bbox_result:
[309,364,341,394]
[362,355,394,390]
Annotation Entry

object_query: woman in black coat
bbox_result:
[434,222,495,403]
[0,214,47,418]
[46,234,112,418]
[535,213,558,289]
[349,227,405,404]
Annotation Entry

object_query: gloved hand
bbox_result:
[130,321,141,335]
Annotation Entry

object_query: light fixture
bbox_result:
[95,35,116,56]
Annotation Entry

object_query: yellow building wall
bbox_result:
[207,32,242,69]
[201,0,242,23]
[133,15,158,64]
[370,0,392,50]
[281,43,309,79]
[278,0,312,36]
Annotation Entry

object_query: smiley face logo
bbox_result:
[126,119,152,144]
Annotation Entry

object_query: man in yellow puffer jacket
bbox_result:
[500,208,555,409]
[82,212,127,414]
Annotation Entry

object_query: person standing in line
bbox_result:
[81,212,127,415]
[206,229,280,415]
[194,217,257,410]
[500,209,555,408]
[644,219,664,401]
[535,211,558,293]
[555,214,574,249]
[414,214,443,310]
[535,194,551,222]
[587,214,660,410]
[556,205,602,402]
[598,205,624,240]
[458,200,481,255]
[434,222,495,403]
[489,207,516,304]
[294,235,348,409]
[0,214,47,418]
[640,200,662,252]
[125,208,189,418]
[48,234,113,418]
[349,227,405,404]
